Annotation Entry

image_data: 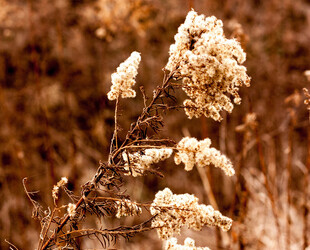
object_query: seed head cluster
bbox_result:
[115,199,142,218]
[122,148,173,177]
[67,203,77,218]
[174,137,235,176]
[150,188,232,239]
[165,237,211,250]
[52,177,68,201]
[107,51,141,100]
[166,10,250,121]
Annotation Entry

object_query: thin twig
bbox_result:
[23,178,37,211]
[38,208,56,250]
[58,227,154,239]
[196,167,219,210]
[109,97,120,163]
[40,71,176,250]
[110,70,175,161]
[121,145,175,151]
[5,239,19,250]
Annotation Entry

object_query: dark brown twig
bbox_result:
[4,239,19,250]
[39,70,176,250]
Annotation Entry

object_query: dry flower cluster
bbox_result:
[67,203,77,218]
[174,137,235,176]
[150,188,232,239]
[107,51,141,100]
[165,237,210,250]
[21,9,250,250]
[51,177,68,202]
[165,10,250,121]
[115,199,142,218]
[1,0,309,249]
[122,148,173,177]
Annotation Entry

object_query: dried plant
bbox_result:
[23,9,250,249]
[303,87,310,115]
[165,237,210,250]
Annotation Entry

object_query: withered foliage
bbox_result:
[27,65,182,249]
[2,0,310,249]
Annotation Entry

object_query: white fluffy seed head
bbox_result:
[166,10,250,121]
[174,137,235,176]
[165,237,211,250]
[151,188,232,240]
[107,51,141,101]
[122,148,173,177]
[67,203,76,218]
[52,177,68,201]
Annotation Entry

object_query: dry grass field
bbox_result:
[1,0,310,249]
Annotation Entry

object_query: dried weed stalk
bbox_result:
[24,10,250,249]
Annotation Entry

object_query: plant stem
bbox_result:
[110,71,175,161]
[40,71,175,250]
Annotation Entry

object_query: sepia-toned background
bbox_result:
[1,0,310,249]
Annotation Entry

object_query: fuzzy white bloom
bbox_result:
[166,10,250,121]
[115,199,142,218]
[174,137,234,176]
[165,237,210,250]
[122,148,173,177]
[107,51,141,100]
[59,177,68,186]
[52,177,68,201]
[67,203,76,218]
[151,188,232,239]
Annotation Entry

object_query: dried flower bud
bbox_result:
[67,203,76,218]
[151,188,232,239]
[175,137,234,176]
[165,237,210,250]
[166,10,250,121]
[115,199,142,218]
[122,148,173,177]
[52,177,68,201]
[107,51,141,101]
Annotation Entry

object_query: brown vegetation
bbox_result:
[1,0,310,249]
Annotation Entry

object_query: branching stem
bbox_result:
[39,70,175,250]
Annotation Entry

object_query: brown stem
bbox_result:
[38,209,56,249]
[230,128,249,249]
[286,118,294,250]
[39,197,84,250]
[303,124,310,249]
[58,227,154,239]
[109,70,175,162]
[23,178,40,214]
[4,239,19,250]
[40,70,175,250]
[110,97,120,156]
[196,167,219,210]
[197,116,229,248]
[255,128,281,245]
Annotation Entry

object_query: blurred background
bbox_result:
[0,0,310,249]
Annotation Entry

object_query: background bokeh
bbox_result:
[1,0,310,249]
